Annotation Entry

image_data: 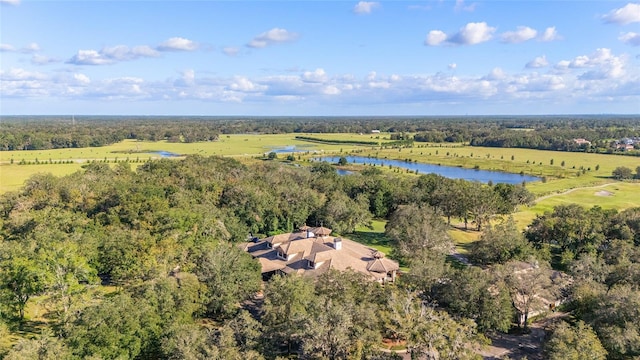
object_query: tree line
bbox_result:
[2,115,638,152]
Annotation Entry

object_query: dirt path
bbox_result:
[480,312,569,360]
[534,182,617,202]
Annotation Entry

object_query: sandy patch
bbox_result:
[595,190,614,197]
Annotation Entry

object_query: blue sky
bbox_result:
[1,0,639,115]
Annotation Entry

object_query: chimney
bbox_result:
[333,237,342,250]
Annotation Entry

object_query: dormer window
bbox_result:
[308,260,315,268]
[277,250,286,260]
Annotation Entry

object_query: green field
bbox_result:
[2,135,639,215]
[0,133,389,164]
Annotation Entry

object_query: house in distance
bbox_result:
[242,225,399,283]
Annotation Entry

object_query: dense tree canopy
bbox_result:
[0,148,638,359]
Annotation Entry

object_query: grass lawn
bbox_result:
[351,219,393,255]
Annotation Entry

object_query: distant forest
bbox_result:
[1,115,639,153]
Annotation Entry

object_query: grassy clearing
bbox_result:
[448,227,481,254]
[351,219,394,255]
[0,163,85,193]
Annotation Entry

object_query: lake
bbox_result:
[318,156,541,184]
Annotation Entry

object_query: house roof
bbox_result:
[243,228,399,281]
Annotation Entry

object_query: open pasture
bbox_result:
[0,133,388,164]
[0,134,374,194]
[0,163,85,193]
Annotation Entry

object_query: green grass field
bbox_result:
[2,135,639,218]
[0,163,86,193]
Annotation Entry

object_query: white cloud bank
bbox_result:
[247,28,298,48]
[4,48,637,113]
[0,0,21,5]
[602,3,640,25]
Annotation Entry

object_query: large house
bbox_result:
[242,226,399,283]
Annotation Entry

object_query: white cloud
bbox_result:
[556,48,628,80]
[602,3,640,25]
[67,44,161,65]
[484,67,506,80]
[302,68,328,83]
[353,1,379,14]
[229,76,265,92]
[176,69,195,87]
[0,42,41,53]
[538,27,560,42]
[425,22,497,46]
[73,73,91,85]
[132,45,160,57]
[448,22,496,45]
[102,45,159,60]
[619,32,640,46]
[67,50,113,65]
[247,28,298,48]
[0,43,16,52]
[322,86,341,95]
[23,42,40,52]
[501,26,537,43]
[222,47,240,56]
[4,47,638,112]
[555,60,571,71]
[425,30,447,46]
[526,55,549,69]
[31,54,58,65]
[454,0,476,12]
[0,0,21,5]
[0,67,47,81]
[157,37,198,51]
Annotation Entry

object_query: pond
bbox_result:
[269,145,313,153]
[152,151,182,158]
[317,156,541,184]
